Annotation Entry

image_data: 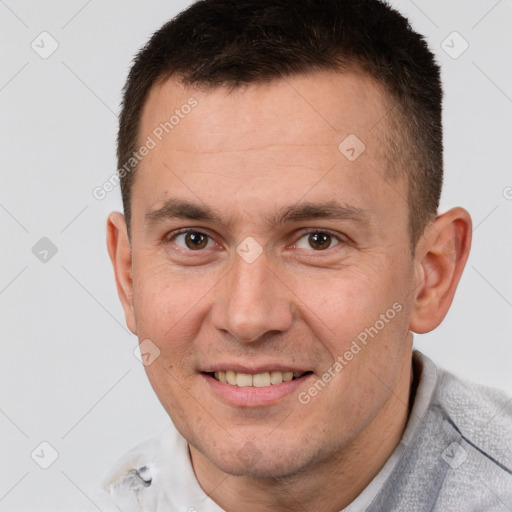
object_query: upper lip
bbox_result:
[201,364,312,374]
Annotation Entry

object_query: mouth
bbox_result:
[206,370,314,388]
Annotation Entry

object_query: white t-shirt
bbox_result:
[98,351,512,511]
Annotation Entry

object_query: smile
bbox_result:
[210,370,312,387]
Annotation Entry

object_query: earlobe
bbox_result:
[409,207,472,334]
[106,212,137,334]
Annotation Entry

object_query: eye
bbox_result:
[172,230,215,251]
[295,231,341,251]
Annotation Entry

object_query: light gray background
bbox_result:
[1,1,511,510]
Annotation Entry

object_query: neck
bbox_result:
[190,353,414,512]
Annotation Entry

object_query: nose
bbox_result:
[211,248,293,343]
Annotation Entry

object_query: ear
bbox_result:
[106,212,137,334]
[409,207,472,334]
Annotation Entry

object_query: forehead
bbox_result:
[140,70,391,154]
[133,70,407,233]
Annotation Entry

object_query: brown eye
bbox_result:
[173,231,212,250]
[295,231,340,251]
[308,232,332,250]
[185,232,208,249]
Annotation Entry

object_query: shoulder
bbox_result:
[100,426,181,511]
[424,360,512,509]
[434,366,512,472]
[371,353,512,511]
[98,425,231,512]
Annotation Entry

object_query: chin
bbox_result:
[204,438,318,480]
[215,456,305,479]
[175,410,333,479]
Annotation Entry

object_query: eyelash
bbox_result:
[293,228,344,250]
[166,228,345,253]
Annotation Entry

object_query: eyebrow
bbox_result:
[146,199,222,224]
[273,201,374,227]
[145,198,374,229]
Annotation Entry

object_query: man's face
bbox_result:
[125,70,417,477]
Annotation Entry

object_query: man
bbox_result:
[102,0,512,510]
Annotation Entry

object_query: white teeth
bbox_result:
[253,372,271,387]
[236,373,253,387]
[269,371,283,385]
[213,370,306,387]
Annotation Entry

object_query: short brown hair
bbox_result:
[118,0,443,250]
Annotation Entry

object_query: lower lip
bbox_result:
[202,373,314,407]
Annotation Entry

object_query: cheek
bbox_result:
[132,257,213,336]
[131,263,215,398]
[294,263,407,347]
[292,261,411,411]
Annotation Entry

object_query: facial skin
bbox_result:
[107,70,472,512]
